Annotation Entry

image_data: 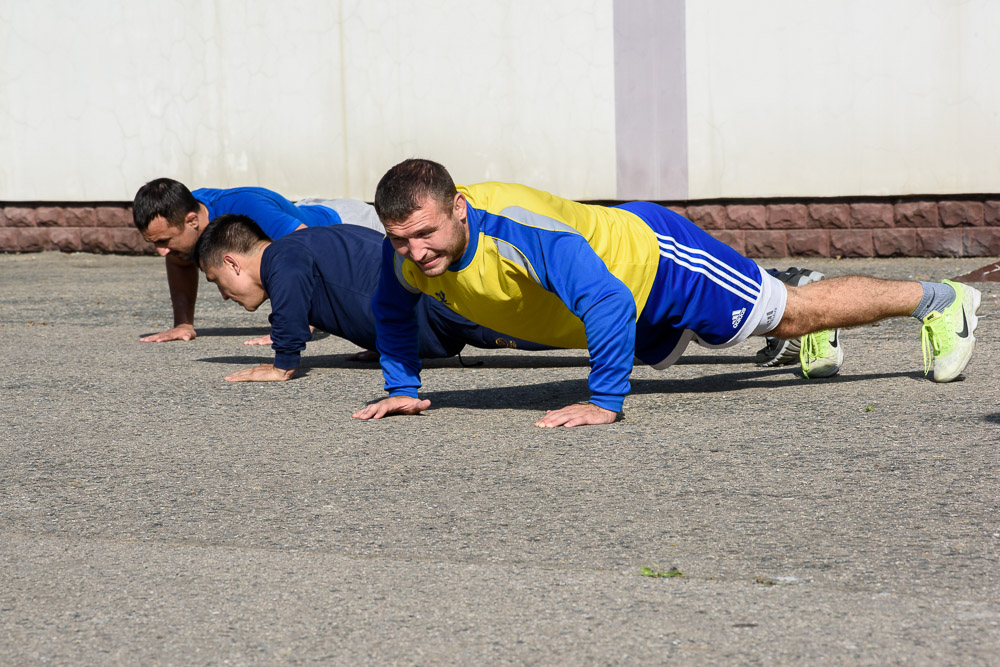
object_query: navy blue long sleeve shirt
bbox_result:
[259,225,551,370]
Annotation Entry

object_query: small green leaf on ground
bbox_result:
[865,403,876,412]
[641,565,683,578]
[754,576,777,586]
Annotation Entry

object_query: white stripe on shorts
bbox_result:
[657,244,759,304]
[656,232,761,298]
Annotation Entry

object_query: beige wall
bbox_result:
[0,0,616,201]
[1,0,997,202]
[686,0,1000,198]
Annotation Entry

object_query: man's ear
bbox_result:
[223,254,241,275]
[184,211,200,229]
[454,193,467,221]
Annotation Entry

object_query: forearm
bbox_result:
[373,242,424,396]
[165,258,199,326]
[528,233,638,412]
[269,318,310,371]
[581,294,638,413]
[375,313,422,396]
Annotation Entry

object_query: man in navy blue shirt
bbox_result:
[193,214,551,382]
[132,177,382,344]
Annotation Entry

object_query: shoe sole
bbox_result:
[933,286,981,382]
[755,339,800,367]
[785,269,825,287]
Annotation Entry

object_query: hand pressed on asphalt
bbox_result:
[140,324,196,342]
[535,402,618,428]
[353,396,431,420]
[225,363,295,382]
[243,334,272,346]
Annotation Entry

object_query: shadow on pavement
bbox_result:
[417,370,921,411]
[199,352,754,371]
[141,326,270,338]
[674,354,749,365]
[198,353,595,370]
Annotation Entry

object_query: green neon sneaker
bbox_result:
[920,280,981,382]
[800,328,843,379]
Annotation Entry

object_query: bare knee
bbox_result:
[769,285,810,338]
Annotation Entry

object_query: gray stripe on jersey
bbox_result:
[499,206,578,235]
[493,238,541,285]
[393,253,422,293]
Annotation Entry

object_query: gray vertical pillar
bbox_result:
[613,0,688,200]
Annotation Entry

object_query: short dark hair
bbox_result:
[374,158,458,223]
[132,178,201,232]
[194,214,272,269]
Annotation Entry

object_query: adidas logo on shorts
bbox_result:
[732,307,746,328]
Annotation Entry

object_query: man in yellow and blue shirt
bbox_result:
[353,159,981,428]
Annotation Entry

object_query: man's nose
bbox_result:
[409,240,428,259]
[156,246,170,257]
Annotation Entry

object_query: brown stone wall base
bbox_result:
[707,230,745,255]
[2,197,999,258]
[685,205,728,230]
[745,231,787,258]
[785,230,829,257]
[872,229,917,257]
[830,230,874,257]
[1,204,151,254]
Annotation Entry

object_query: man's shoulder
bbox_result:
[264,231,315,262]
[190,187,217,203]
[460,182,581,231]
[459,181,555,209]
[267,225,382,263]
[192,186,285,205]
[260,236,313,287]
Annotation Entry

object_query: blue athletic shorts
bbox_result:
[617,202,782,368]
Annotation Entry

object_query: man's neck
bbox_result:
[196,203,210,232]
[246,241,272,284]
[459,214,471,256]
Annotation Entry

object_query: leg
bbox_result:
[755,266,826,367]
[621,201,977,381]
[771,276,923,339]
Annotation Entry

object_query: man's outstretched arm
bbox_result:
[140,256,199,342]
[227,244,314,381]
[353,241,424,419]
[521,233,639,426]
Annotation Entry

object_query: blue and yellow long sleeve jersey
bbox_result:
[372,182,661,412]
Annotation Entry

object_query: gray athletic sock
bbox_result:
[911,281,957,320]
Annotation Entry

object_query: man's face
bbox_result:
[383,194,469,277]
[142,215,201,258]
[202,257,268,312]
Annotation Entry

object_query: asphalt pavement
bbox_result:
[1,252,998,664]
